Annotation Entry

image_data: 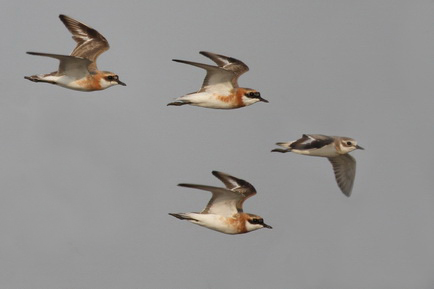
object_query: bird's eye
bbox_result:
[246,92,260,98]
[250,219,263,224]
[107,76,114,80]
[346,141,352,146]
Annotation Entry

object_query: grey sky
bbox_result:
[1,1,434,288]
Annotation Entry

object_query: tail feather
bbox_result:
[167,100,191,106]
[24,75,56,84]
[169,213,199,222]
[271,148,291,153]
[271,142,293,153]
[275,142,293,149]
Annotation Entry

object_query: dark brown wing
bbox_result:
[212,171,256,212]
[200,51,249,87]
[290,134,334,150]
[59,15,109,72]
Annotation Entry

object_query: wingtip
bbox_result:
[341,187,352,197]
[200,51,223,60]
[337,179,353,197]
[58,14,68,22]
[177,183,191,188]
[211,170,226,179]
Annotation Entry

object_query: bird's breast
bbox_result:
[213,89,244,108]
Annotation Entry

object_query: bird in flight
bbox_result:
[169,171,272,234]
[25,14,126,91]
[168,51,268,109]
[272,134,364,197]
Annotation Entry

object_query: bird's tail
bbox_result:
[167,100,191,106]
[271,142,293,153]
[24,75,56,84]
[169,213,199,221]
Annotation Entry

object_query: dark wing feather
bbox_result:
[328,154,356,197]
[200,51,249,87]
[290,134,334,150]
[59,15,109,72]
[212,171,256,198]
[212,171,256,212]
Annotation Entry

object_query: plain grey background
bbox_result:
[1,1,434,288]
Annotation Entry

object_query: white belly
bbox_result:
[177,92,237,109]
[39,75,92,91]
[56,76,93,91]
[189,213,239,234]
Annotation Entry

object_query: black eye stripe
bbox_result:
[107,75,118,81]
[245,92,261,98]
[249,219,264,224]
